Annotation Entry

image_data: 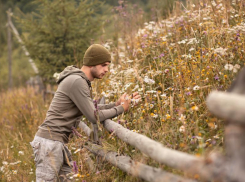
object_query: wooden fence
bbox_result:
[79,68,245,182]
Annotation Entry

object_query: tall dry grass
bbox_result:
[1,0,245,181]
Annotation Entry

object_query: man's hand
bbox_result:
[131,92,141,105]
[120,93,131,112]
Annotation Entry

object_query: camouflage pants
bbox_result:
[30,136,73,182]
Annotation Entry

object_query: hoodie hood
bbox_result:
[57,65,91,87]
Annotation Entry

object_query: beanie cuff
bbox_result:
[83,53,111,66]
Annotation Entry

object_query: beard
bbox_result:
[91,67,103,79]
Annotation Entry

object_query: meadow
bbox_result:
[1,0,245,181]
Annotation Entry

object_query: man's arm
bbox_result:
[69,78,124,124]
[97,102,116,110]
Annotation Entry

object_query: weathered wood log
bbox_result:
[103,119,224,181]
[84,142,197,182]
[79,121,92,137]
[207,67,245,182]
[206,91,245,124]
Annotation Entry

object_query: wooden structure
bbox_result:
[79,68,245,181]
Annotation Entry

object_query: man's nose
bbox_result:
[105,67,109,72]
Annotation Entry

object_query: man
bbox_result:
[30,44,140,181]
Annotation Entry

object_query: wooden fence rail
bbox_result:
[79,68,245,182]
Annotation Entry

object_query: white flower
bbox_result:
[2,161,8,165]
[233,68,238,73]
[193,85,200,90]
[12,170,17,174]
[18,151,24,155]
[73,149,81,154]
[179,125,185,132]
[187,38,199,45]
[10,161,21,165]
[53,72,60,80]
[211,1,217,6]
[234,64,241,69]
[214,47,227,56]
[160,93,167,97]
[179,114,186,122]
[0,166,4,172]
[213,135,220,139]
[224,64,234,71]
[189,48,195,52]
[144,76,155,84]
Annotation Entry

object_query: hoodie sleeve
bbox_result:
[98,103,116,110]
[69,78,124,124]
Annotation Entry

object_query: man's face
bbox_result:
[91,62,110,79]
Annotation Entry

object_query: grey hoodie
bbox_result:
[36,66,124,143]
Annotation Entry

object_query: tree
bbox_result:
[17,0,104,82]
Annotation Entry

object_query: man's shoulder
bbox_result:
[63,75,86,83]
[59,75,89,90]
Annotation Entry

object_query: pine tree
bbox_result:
[17,0,103,82]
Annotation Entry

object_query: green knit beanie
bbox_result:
[83,44,111,66]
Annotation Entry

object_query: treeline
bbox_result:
[0,0,183,90]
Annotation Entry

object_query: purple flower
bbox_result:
[93,100,98,110]
[214,75,219,80]
[186,91,191,96]
[73,161,78,174]
[143,34,148,37]
[159,53,164,57]
[212,140,216,145]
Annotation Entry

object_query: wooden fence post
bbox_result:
[7,9,12,90]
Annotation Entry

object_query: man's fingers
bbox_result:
[132,92,139,97]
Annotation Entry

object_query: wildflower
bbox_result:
[211,1,217,6]
[153,114,158,118]
[224,64,233,71]
[160,93,167,97]
[74,149,81,154]
[18,151,24,155]
[189,47,195,52]
[234,64,241,69]
[144,76,155,84]
[179,125,185,132]
[186,91,192,95]
[193,85,200,90]
[12,170,17,174]
[53,72,60,80]
[214,75,219,80]
[214,47,227,56]
[191,106,199,111]
[0,166,5,172]
[10,161,21,165]
[159,53,164,57]
[179,114,186,122]
[166,114,171,119]
[2,161,8,165]
[149,104,154,108]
